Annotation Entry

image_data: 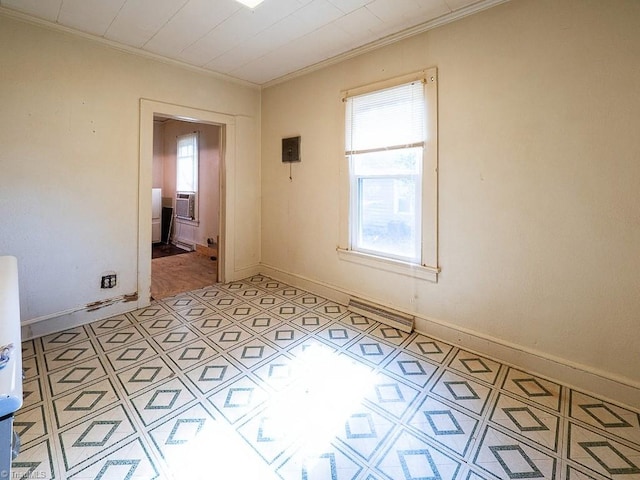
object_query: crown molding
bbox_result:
[262,0,510,89]
[1,0,509,89]
[0,6,260,90]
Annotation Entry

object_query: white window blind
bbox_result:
[346,81,426,155]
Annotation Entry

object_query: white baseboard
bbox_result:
[21,299,137,341]
[21,262,640,411]
[231,263,262,282]
[259,264,640,411]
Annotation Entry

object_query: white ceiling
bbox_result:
[0,0,507,86]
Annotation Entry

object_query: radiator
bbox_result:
[348,297,414,333]
[0,256,22,476]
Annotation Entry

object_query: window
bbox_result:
[176,133,198,193]
[339,69,439,279]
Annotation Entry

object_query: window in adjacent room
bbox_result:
[176,133,198,193]
[340,68,439,278]
[175,132,198,221]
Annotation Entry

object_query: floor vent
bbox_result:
[348,297,414,333]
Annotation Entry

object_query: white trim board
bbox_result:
[259,263,640,411]
[21,299,133,341]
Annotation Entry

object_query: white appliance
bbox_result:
[0,256,22,477]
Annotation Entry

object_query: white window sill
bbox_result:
[175,217,200,227]
[336,248,439,283]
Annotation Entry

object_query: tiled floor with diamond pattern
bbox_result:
[12,275,640,479]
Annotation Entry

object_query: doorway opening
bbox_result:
[150,117,221,299]
[138,100,237,308]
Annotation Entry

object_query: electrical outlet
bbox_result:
[101,274,116,289]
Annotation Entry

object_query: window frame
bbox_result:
[337,68,439,282]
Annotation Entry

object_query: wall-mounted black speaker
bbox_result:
[282,136,301,163]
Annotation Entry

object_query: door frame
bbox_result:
[138,99,236,307]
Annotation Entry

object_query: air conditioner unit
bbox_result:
[175,193,195,220]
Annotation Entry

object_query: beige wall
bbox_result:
[0,14,260,325]
[261,0,640,393]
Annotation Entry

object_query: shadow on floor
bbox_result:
[152,243,190,259]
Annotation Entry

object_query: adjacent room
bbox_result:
[0,0,638,479]
[150,117,221,300]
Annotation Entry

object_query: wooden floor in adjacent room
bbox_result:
[151,250,217,300]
